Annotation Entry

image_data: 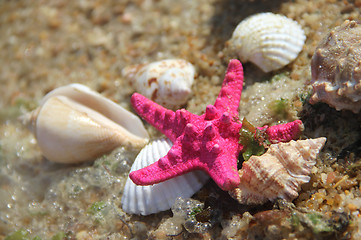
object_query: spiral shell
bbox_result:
[229,12,306,72]
[122,138,209,215]
[122,59,195,109]
[229,137,326,205]
[20,84,149,163]
[310,20,361,113]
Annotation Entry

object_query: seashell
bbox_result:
[20,83,149,164]
[229,137,326,205]
[229,12,306,72]
[310,20,361,113]
[122,59,196,109]
[121,138,209,215]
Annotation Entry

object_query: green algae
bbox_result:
[0,98,37,123]
[289,211,344,236]
[50,232,67,240]
[269,98,289,118]
[306,213,334,234]
[239,118,266,161]
[5,229,68,240]
[4,229,41,240]
[87,201,108,223]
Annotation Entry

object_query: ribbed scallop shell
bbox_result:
[122,59,195,109]
[122,138,209,215]
[229,137,326,205]
[229,12,306,72]
[310,20,361,113]
[20,84,149,163]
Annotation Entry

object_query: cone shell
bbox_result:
[310,20,361,113]
[20,84,149,163]
[229,12,305,72]
[229,137,326,205]
[122,59,195,109]
[121,138,209,215]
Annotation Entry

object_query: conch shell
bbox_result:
[229,137,326,205]
[310,20,361,113]
[20,83,149,164]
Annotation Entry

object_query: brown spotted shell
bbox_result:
[122,59,195,109]
[229,137,326,205]
[310,20,361,113]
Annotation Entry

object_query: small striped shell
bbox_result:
[122,59,196,109]
[310,20,361,113]
[229,12,306,72]
[121,138,209,215]
[229,137,326,205]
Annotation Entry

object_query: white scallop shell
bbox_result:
[229,137,326,205]
[229,12,306,72]
[121,138,209,215]
[20,84,149,163]
[122,59,195,109]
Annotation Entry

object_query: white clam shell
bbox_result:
[122,59,195,109]
[20,84,149,164]
[230,12,306,72]
[121,138,209,215]
[229,137,326,205]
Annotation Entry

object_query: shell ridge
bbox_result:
[230,12,305,72]
[122,138,209,215]
[229,138,326,205]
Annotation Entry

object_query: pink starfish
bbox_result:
[129,59,303,191]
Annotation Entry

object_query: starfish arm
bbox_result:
[131,93,190,142]
[258,120,304,143]
[199,149,240,191]
[214,59,244,118]
[130,142,241,191]
[129,144,196,185]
